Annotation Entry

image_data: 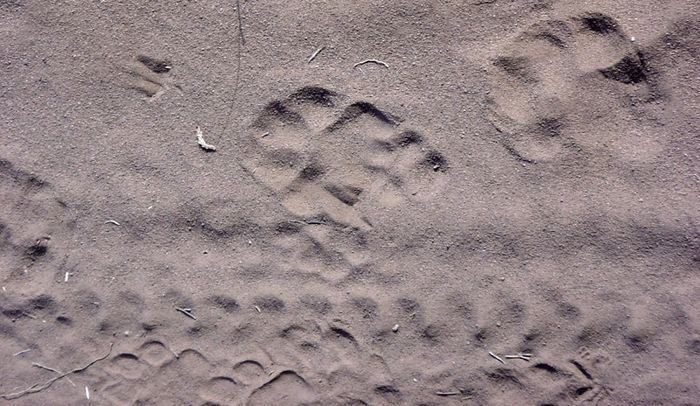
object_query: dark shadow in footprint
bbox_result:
[395,130,423,147]
[299,295,332,314]
[524,20,572,48]
[253,101,305,128]
[208,295,240,313]
[325,184,363,206]
[330,326,356,342]
[422,150,448,172]
[374,385,402,402]
[298,162,326,181]
[253,296,286,312]
[24,237,49,259]
[599,54,647,84]
[288,86,339,106]
[493,56,537,83]
[532,362,560,375]
[327,102,399,132]
[578,13,620,35]
[0,158,47,190]
[136,55,171,73]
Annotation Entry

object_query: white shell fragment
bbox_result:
[196,127,217,151]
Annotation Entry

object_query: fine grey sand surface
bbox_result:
[1,0,699,404]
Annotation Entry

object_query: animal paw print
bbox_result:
[487,12,657,164]
[242,86,449,232]
[522,346,613,405]
[0,158,73,287]
[121,55,181,100]
[568,346,613,404]
[577,346,612,372]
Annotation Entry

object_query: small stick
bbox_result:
[13,349,31,356]
[32,363,76,386]
[291,219,326,226]
[64,272,70,282]
[308,46,325,63]
[85,386,90,400]
[353,59,389,69]
[32,363,63,374]
[254,305,261,313]
[175,307,197,320]
[489,351,505,364]
[196,127,217,151]
[104,220,120,226]
[166,345,180,359]
[260,132,270,138]
[505,353,532,361]
[435,391,461,396]
[0,343,113,400]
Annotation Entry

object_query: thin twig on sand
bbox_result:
[435,390,461,396]
[32,363,76,386]
[489,351,505,364]
[166,345,180,359]
[308,46,325,63]
[505,353,532,361]
[13,349,31,357]
[0,343,113,400]
[175,307,197,320]
[353,59,389,69]
[32,363,63,375]
[291,219,326,226]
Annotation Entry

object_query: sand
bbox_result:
[1,0,698,404]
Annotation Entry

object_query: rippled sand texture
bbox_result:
[1,0,698,404]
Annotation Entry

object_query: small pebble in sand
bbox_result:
[392,324,400,332]
[499,277,505,281]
